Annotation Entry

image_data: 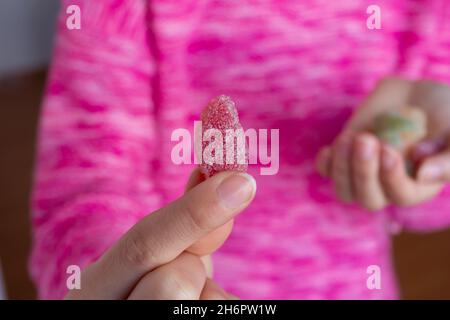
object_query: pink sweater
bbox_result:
[31,0,450,299]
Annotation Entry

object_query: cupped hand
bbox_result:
[316,77,450,210]
[65,169,256,299]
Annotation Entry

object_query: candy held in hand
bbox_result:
[372,106,427,154]
[198,95,248,177]
[372,106,427,175]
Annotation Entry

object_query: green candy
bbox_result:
[372,112,419,148]
[371,107,427,176]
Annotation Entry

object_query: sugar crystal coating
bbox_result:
[201,95,239,130]
[199,95,248,177]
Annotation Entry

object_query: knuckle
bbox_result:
[122,229,158,268]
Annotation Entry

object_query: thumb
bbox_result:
[185,168,254,256]
[417,147,450,183]
[410,137,447,164]
[185,168,206,192]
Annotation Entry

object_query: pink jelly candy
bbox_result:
[199,95,248,177]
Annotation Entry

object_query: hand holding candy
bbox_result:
[371,106,427,154]
[66,169,256,300]
[65,95,258,300]
[316,77,450,211]
[371,106,427,174]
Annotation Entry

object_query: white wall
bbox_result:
[0,0,60,77]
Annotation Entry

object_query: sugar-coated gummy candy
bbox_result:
[199,95,248,177]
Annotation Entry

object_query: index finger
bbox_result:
[75,171,256,299]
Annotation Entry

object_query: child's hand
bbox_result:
[316,77,450,211]
[65,170,256,299]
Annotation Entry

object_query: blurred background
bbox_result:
[0,0,449,300]
[0,0,59,299]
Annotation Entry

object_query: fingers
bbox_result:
[185,168,235,256]
[200,255,213,278]
[81,171,256,299]
[318,133,441,210]
[200,279,239,300]
[187,221,234,256]
[128,254,234,300]
[417,149,450,183]
[410,137,447,164]
[380,144,442,206]
[316,146,331,177]
[127,252,206,300]
[331,133,353,202]
[351,133,388,211]
[321,76,413,206]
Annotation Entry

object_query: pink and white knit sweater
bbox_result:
[31,0,450,299]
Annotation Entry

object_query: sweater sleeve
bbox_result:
[389,0,450,233]
[29,0,162,299]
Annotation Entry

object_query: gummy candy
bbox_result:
[199,95,248,177]
[372,106,427,154]
[372,106,427,175]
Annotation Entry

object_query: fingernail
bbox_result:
[217,173,256,209]
[382,146,397,170]
[419,164,443,182]
[357,140,374,161]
